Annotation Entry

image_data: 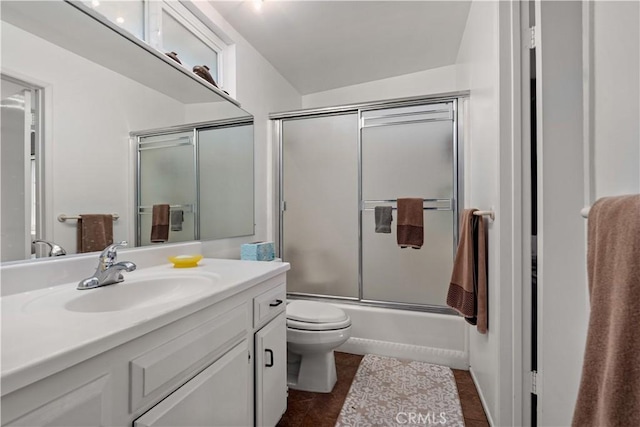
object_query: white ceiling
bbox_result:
[209,1,471,95]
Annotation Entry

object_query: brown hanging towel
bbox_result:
[446,209,488,333]
[396,198,424,249]
[150,204,170,243]
[572,194,640,427]
[77,214,114,253]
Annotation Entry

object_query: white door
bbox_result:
[134,340,251,427]
[533,1,588,425]
[255,312,287,427]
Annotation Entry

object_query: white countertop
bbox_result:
[1,258,289,395]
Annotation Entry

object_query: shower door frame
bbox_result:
[273,92,469,314]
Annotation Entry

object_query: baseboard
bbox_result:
[338,337,468,370]
[469,367,495,427]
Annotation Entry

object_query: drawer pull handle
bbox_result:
[269,299,283,307]
[265,349,274,367]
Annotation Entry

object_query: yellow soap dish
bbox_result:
[168,254,203,268]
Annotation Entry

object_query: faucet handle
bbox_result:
[100,241,128,266]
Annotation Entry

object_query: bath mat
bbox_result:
[336,354,465,426]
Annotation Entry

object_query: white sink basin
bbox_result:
[22,272,220,314]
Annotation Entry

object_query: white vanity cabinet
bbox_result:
[253,284,288,427]
[1,269,288,427]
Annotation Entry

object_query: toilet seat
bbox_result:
[287,317,351,331]
[286,300,351,331]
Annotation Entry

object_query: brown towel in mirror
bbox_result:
[397,198,424,249]
[151,204,170,243]
[77,214,113,253]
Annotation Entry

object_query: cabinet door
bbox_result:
[134,340,251,427]
[255,312,287,427]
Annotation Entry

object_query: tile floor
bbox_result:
[277,352,489,427]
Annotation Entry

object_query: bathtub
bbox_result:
[331,302,469,369]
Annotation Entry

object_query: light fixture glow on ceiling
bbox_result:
[253,0,263,12]
[91,0,100,7]
[116,16,125,24]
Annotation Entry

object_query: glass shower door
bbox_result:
[281,114,359,298]
[360,103,456,306]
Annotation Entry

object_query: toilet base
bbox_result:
[287,350,337,393]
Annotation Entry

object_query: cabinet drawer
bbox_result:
[253,283,286,328]
[130,302,250,412]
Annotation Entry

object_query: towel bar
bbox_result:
[581,207,590,218]
[58,213,119,222]
[473,210,495,221]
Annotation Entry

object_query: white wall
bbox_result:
[1,23,187,255]
[301,64,458,108]
[592,1,640,200]
[188,2,302,259]
[455,2,502,425]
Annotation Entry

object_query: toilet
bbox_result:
[286,300,352,393]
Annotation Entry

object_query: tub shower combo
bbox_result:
[272,94,468,391]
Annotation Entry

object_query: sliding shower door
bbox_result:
[277,97,462,311]
[280,114,359,298]
[360,103,456,306]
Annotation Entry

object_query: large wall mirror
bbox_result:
[0,1,254,262]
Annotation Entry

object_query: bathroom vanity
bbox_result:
[0,258,289,426]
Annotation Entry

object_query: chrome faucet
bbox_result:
[77,241,136,290]
[33,239,66,257]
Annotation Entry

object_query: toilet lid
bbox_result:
[286,300,348,323]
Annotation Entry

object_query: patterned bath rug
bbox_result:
[335,354,465,426]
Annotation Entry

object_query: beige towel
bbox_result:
[446,209,488,333]
[572,194,640,426]
[77,214,113,253]
[151,204,170,243]
[397,198,424,249]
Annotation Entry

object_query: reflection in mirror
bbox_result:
[134,118,254,246]
[137,131,198,246]
[198,123,254,240]
[80,0,145,40]
[0,1,254,261]
[1,75,43,262]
